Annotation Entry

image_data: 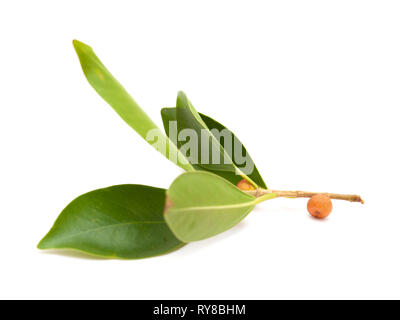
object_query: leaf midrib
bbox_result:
[169,200,257,213]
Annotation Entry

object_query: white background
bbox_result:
[1,0,399,299]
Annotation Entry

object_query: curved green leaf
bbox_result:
[200,113,267,188]
[177,106,235,172]
[73,40,193,172]
[38,185,184,259]
[176,92,237,172]
[161,106,267,188]
[164,171,275,242]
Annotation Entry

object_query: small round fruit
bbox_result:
[236,179,255,191]
[307,194,332,219]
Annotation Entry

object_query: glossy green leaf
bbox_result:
[161,105,267,188]
[73,40,193,172]
[38,185,184,259]
[200,113,267,188]
[164,171,275,242]
[176,92,235,172]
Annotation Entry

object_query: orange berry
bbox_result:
[236,179,255,191]
[307,194,332,219]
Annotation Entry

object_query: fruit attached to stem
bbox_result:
[307,194,333,219]
[236,179,256,191]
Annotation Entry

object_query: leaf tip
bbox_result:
[36,237,47,250]
[37,232,54,250]
[176,91,188,107]
[72,39,82,49]
[72,39,93,56]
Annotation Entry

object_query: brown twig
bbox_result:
[246,189,364,204]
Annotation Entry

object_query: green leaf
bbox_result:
[38,185,184,259]
[200,113,267,189]
[175,91,235,172]
[176,90,209,128]
[161,104,267,188]
[164,171,275,242]
[72,40,193,172]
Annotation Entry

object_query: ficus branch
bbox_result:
[246,189,364,204]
